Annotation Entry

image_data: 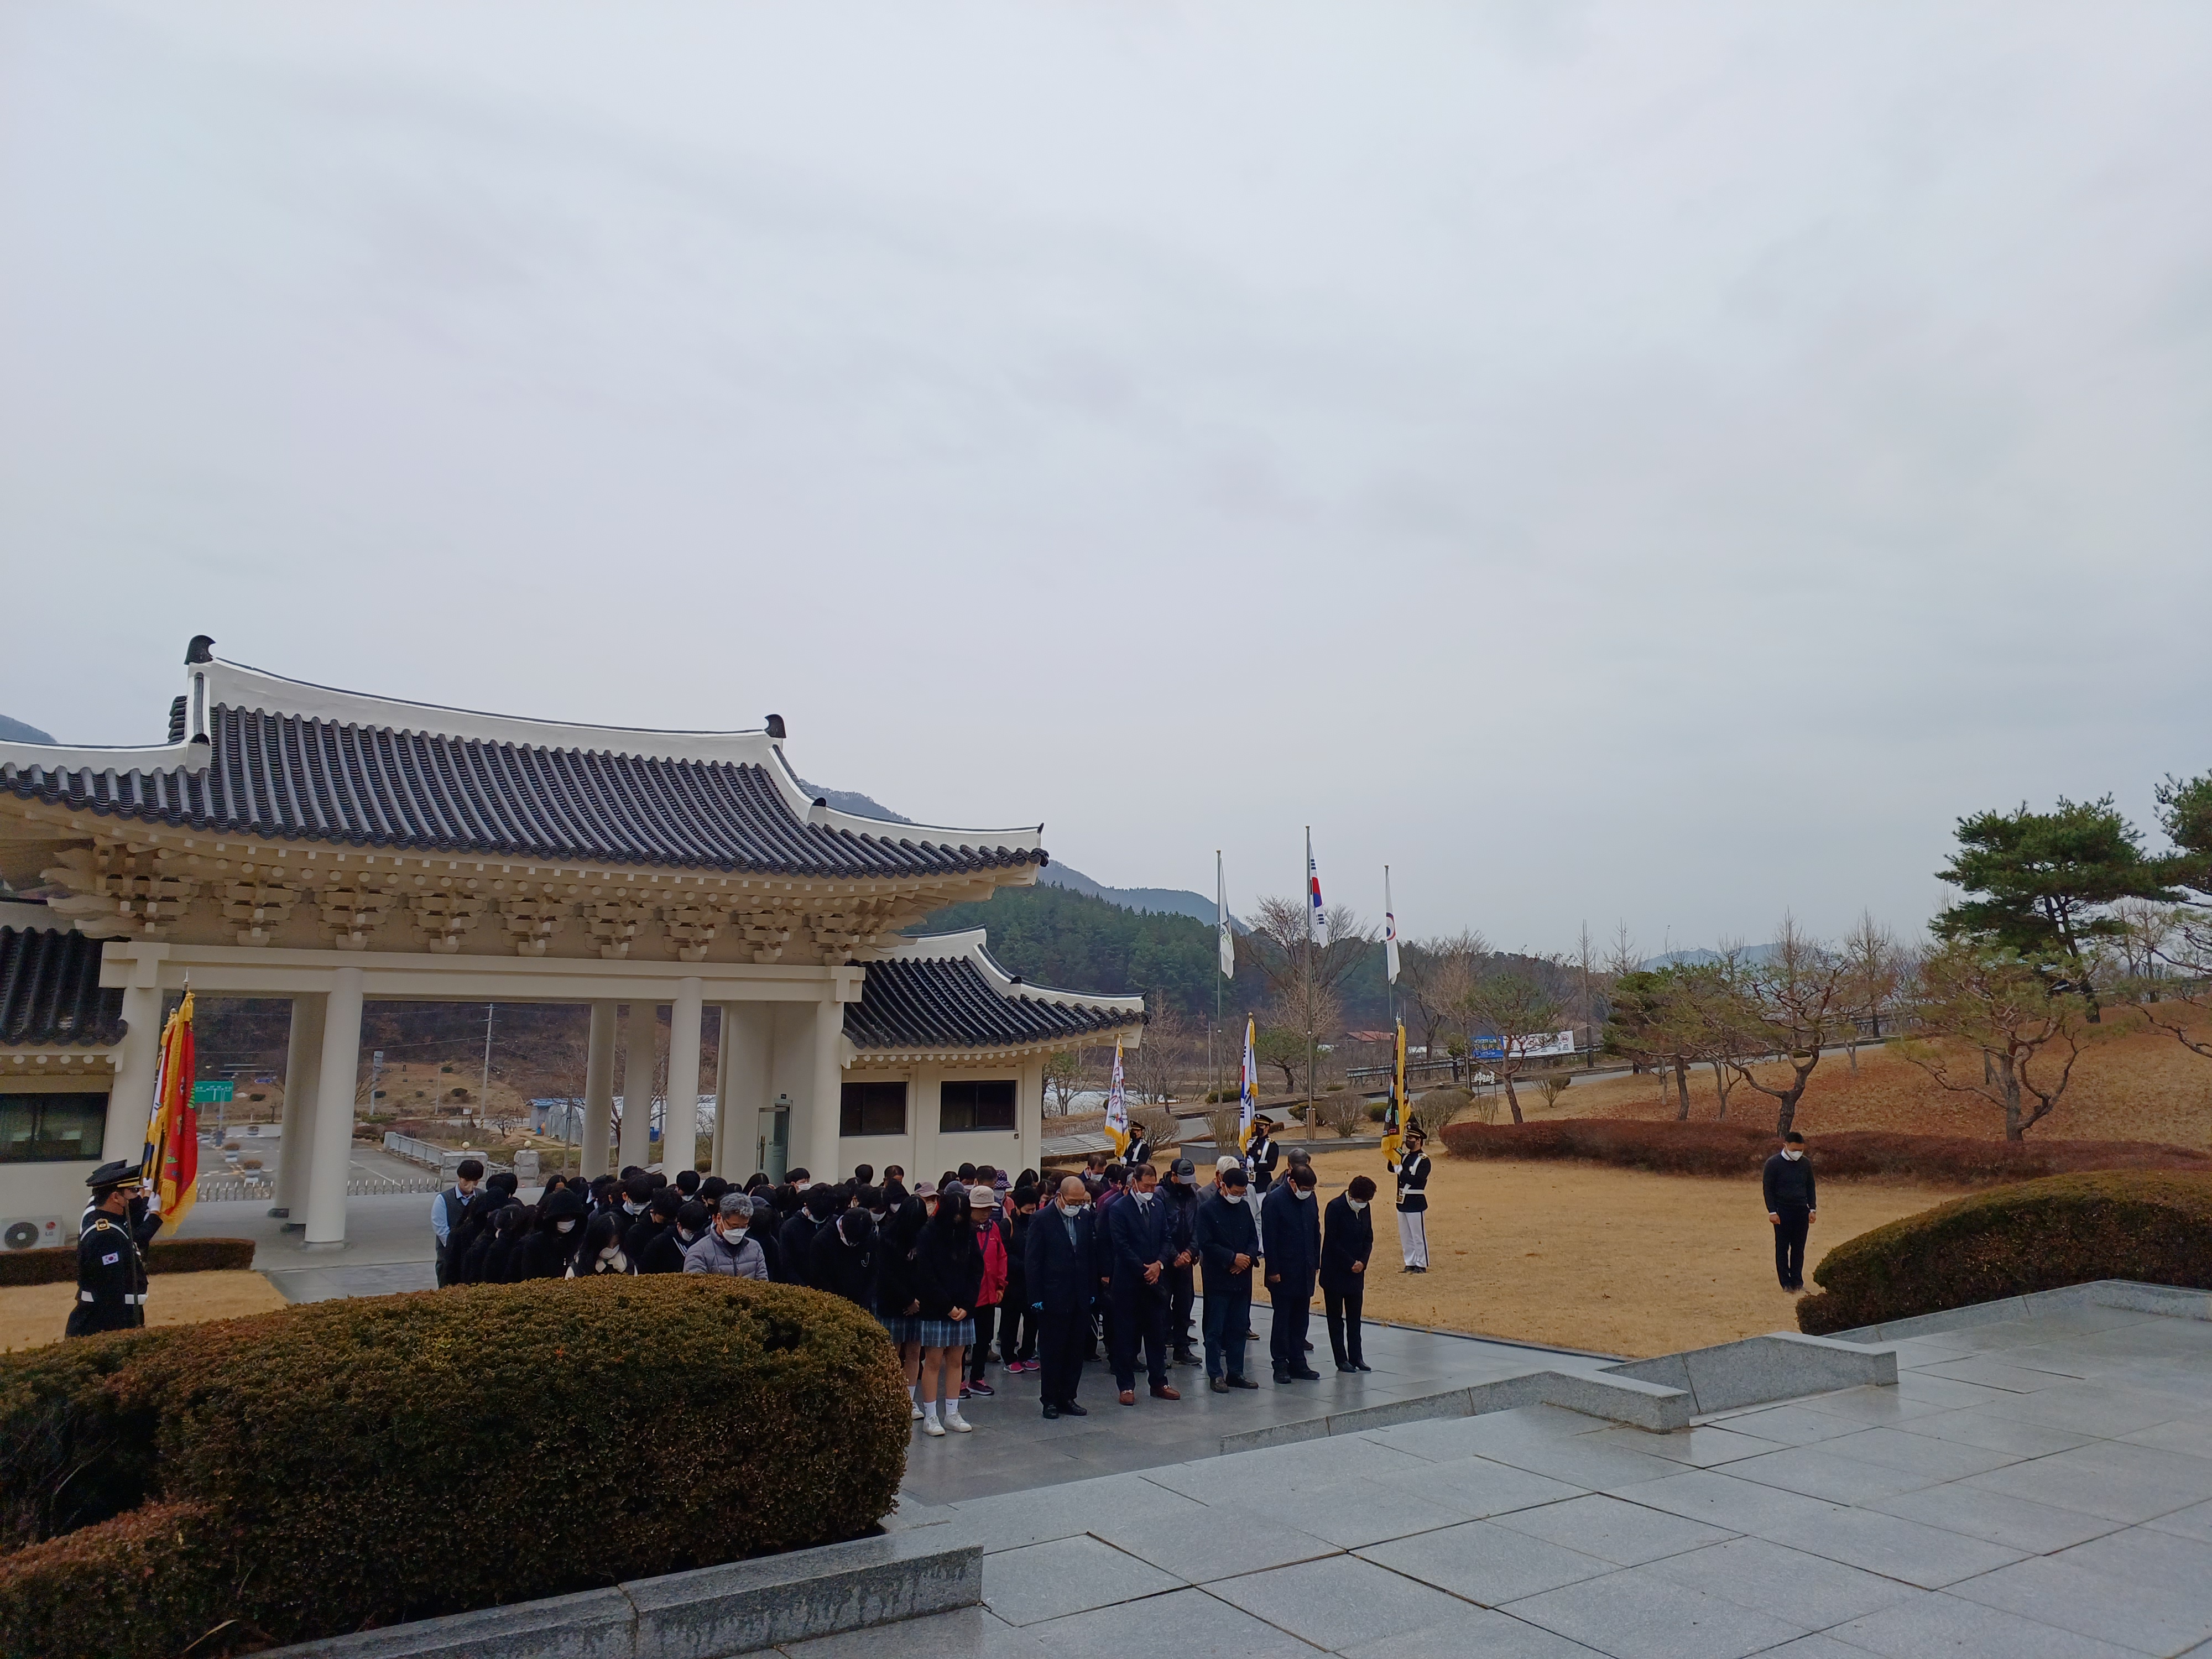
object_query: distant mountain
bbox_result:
[0,716,54,744]
[802,779,1225,925]
[1642,944,1784,969]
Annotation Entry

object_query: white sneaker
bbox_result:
[911,1401,924,1421]
[943,1408,974,1433]
[920,1416,946,1437]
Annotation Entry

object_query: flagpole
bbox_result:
[1385,864,1395,1033]
[1305,826,1316,1139]
[1214,850,1224,1102]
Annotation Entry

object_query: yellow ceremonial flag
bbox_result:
[1381,1018,1405,1170]
[1104,1041,1130,1156]
[140,990,200,1236]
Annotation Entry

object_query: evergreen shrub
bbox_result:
[1797,1171,2212,1335]
[0,1237,257,1288]
[0,1276,907,1657]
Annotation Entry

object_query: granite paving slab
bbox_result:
[1335,1606,1609,1659]
[1827,1590,2146,1659]
[1084,1507,1337,1584]
[1488,1491,1734,1567]
[1501,1567,1807,1659]
[1865,1482,2126,1555]
[1635,1535,1919,1628]
[1205,1554,1472,1651]
[980,1535,1181,1626]
[1762,1504,2027,1588]
[1947,1554,2212,1655]
[1358,1517,1616,1605]
[1024,1587,1313,1659]
[775,1605,1044,1659]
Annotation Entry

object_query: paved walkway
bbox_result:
[859,1301,2212,1658]
[174,1192,439,1302]
[896,1307,1619,1507]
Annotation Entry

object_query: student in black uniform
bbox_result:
[1320,1175,1376,1371]
[1392,1127,1432,1271]
[67,1162,154,1338]
[1763,1130,1818,1291]
[1161,1159,1201,1364]
[639,1198,706,1274]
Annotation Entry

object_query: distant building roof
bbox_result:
[0,921,125,1048]
[845,931,1144,1058]
[0,648,1047,880]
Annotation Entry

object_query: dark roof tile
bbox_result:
[847,954,1140,1052]
[0,927,125,1048]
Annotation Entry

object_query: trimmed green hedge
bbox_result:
[1797,1171,2212,1335]
[0,1238,257,1288]
[0,1277,909,1658]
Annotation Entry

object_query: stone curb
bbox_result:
[1218,1326,1906,1453]
[260,1529,981,1659]
[1827,1278,2212,1344]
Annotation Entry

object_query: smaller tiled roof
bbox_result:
[0,924,125,1048]
[847,931,1143,1054]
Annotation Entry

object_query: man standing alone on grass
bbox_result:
[1764,1130,1817,1292]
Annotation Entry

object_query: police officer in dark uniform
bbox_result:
[1123,1124,1154,1172]
[67,1161,155,1339]
[1162,1158,1201,1364]
[1245,1117,1282,1194]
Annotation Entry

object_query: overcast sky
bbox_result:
[3,1,2207,956]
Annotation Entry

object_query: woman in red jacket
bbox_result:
[963,1191,1010,1399]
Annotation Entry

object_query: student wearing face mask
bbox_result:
[1260,1164,1323,1384]
[571,1211,633,1276]
[1161,1160,1202,1365]
[877,1181,930,1420]
[1320,1176,1377,1372]
[911,1183,983,1436]
[1763,1131,1818,1292]
[997,1185,1038,1373]
[683,1193,769,1277]
[518,1188,587,1279]
[809,1206,877,1308]
[640,1199,708,1274]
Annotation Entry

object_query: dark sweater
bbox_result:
[1762,1151,1817,1211]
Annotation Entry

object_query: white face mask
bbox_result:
[677,1228,696,1243]
[556,1219,576,1233]
[1060,1201,1083,1217]
[1295,1187,1314,1201]
[599,1245,620,1261]
[1782,1149,1803,1161]
[623,1201,644,1215]
[1348,1198,1368,1213]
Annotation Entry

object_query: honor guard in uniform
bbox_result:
[1391,1127,1432,1272]
[67,1161,156,1338]
[1123,1124,1154,1172]
[1245,1117,1282,1194]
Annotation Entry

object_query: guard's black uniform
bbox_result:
[67,1212,150,1338]
[1246,1133,1281,1194]
[1393,1145,1432,1270]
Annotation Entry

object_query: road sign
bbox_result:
[191,1080,235,1105]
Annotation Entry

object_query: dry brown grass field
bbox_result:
[0,1270,288,1354]
[1528,999,2212,1146]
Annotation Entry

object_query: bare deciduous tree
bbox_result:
[1239,895,1375,1107]
[1841,910,1908,1071]
[1721,916,1859,1136]
[1400,929,1486,1069]
[1458,967,1567,1124]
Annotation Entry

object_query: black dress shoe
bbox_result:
[1243,1330,1259,1340]
[1173,1350,1201,1366]
[1303,1340,1314,1350]
[1295,1368,1323,1381]
[1274,1370,1294,1385]
[1228,1375,1259,1389]
[1059,1400,1088,1417]
[1353,1361,1373,1372]
[1042,1404,1060,1419]
[1335,1361,1358,1373]
[1209,1376,1230,1394]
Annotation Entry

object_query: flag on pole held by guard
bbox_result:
[1381,1018,1407,1169]
[1239,1016,1259,1151]
[1104,1040,1130,1156]
[141,990,200,1236]
[1306,828,1326,947]
[1217,852,1234,980]
[1384,865,1400,985]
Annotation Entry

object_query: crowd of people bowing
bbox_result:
[429,1123,1433,1440]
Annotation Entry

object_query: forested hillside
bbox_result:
[917,884,1394,1025]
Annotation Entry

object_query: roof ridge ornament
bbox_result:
[185,635,216,665]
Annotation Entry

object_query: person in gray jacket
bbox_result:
[684,1193,769,1279]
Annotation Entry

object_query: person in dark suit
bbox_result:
[1193,1165,1260,1390]
[1261,1164,1322,1383]
[1319,1175,1377,1371]
[1763,1130,1818,1291]
[1023,1175,1098,1419]
[1161,1159,1201,1364]
[1105,1162,1182,1405]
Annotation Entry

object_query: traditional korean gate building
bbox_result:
[0,639,1141,1249]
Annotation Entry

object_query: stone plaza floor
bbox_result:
[851,1298,2212,1658]
[893,1309,1621,1508]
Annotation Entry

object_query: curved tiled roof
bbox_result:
[0,926,124,1048]
[1,662,1047,879]
[847,945,1143,1053]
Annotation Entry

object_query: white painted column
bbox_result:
[911,1063,942,1190]
[273,994,325,1218]
[664,978,703,1176]
[582,1001,617,1179]
[709,1006,733,1174]
[619,1003,658,1172]
[102,982,166,1162]
[1018,1055,1045,1178]
[805,995,844,1182]
[304,966,365,1248]
[720,1002,770,1179]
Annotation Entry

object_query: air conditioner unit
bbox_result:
[3,1216,69,1251]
